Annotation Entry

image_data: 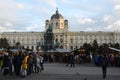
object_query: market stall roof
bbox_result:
[0,48,5,51]
[109,47,120,52]
[10,49,25,53]
[47,49,70,53]
[10,49,19,52]
[47,49,57,53]
[56,49,70,53]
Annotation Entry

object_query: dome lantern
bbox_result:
[51,8,63,20]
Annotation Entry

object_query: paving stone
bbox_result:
[0,63,120,80]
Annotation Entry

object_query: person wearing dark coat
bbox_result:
[66,54,71,67]
[101,54,108,79]
[27,53,34,75]
[8,54,13,75]
[69,53,75,67]
[2,53,10,75]
[13,52,22,76]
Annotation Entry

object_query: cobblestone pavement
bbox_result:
[0,63,120,80]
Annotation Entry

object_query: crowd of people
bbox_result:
[43,53,91,64]
[0,50,44,77]
[94,53,120,67]
[0,49,120,79]
[37,51,120,68]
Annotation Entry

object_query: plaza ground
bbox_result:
[0,63,120,80]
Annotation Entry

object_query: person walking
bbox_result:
[66,54,70,67]
[34,54,40,73]
[69,53,75,67]
[39,55,44,71]
[101,54,108,79]
[21,54,29,77]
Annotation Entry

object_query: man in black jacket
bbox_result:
[101,54,108,79]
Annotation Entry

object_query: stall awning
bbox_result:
[56,49,70,53]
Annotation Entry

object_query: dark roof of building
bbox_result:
[51,9,63,19]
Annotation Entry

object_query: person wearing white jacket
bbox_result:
[39,55,44,70]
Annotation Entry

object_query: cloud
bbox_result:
[85,27,93,31]
[26,24,39,31]
[103,15,113,22]
[114,20,120,26]
[104,25,112,30]
[114,5,120,11]
[108,0,120,3]
[61,0,69,3]
[78,18,95,24]
[0,0,17,32]
[16,3,29,9]
[35,5,51,16]
[38,0,57,8]
[25,20,45,31]
[0,0,29,24]
[0,0,17,21]
[0,0,36,32]
[0,0,120,32]
[4,22,13,28]
[61,0,73,4]
[0,25,15,32]
[104,20,120,30]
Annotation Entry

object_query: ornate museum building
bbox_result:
[0,9,120,51]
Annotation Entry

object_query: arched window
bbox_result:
[51,23,53,26]
[55,38,58,42]
[31,46,34,50]
[60,38,63,43]
[22,46,24,49]
[71,39,73,43]
[56,35,58,37]
[65,22,67,25]
[75,46,78,49]
[71,46,73,50]
[27,46,29,49]
[46,23,48,26]
[60,45,63,49]
[56,22,59,27]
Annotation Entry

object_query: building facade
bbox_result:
[0,9,120,51]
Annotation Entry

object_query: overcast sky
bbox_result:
[0,0,120,32]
